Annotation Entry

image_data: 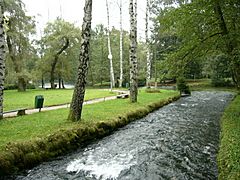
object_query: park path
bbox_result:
[3,90,129,118]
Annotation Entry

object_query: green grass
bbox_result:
[218,95,240,180]
[0,90,179,151]
[186,79,240,93]
[3,89,116,111]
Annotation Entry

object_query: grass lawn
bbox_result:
[3,89,116,111]
[218,94,240,180]
[0,89,179,151]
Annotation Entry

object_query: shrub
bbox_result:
[4,84,18,90]
[211,76,233,87]
[145,88,160,93]
[26,84,36,89]
[176,77,191,94]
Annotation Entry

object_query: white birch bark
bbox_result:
[68,0,92,121]
[0,2,5,119]
[129,0,138,102]
[145,0,151,87]
[106,0,115,90]
[119,0,123,88]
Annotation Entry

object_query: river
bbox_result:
[14,91,233,180]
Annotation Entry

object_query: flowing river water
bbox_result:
[14,91,233,180]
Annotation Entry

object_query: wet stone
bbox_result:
[14,91,233,180]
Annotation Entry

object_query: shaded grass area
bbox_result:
[218,95,240,180]
[3,89,115,111]
[187,78,239,93]
[0,90,179,175]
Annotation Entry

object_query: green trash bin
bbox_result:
[35,95,44,110]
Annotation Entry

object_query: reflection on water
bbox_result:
[15,91,233,180]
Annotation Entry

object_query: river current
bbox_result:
[15,91,233,180]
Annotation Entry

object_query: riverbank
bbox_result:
[188,80,240,179]
[218,94,240,180]
[12,91,233,179]
[0,90,180,176]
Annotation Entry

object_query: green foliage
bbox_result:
[145,88,160,93]
[211,76,233,87]
[4,0,36,91]
[152,0,240,86]
[218,95,240,180]
[4,84,18,90]
[37,18,81,84]
[177,77,190,94]
[89,25,131,86]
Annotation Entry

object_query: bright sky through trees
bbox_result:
[22,0,148,40]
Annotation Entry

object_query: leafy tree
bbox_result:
[88,24,108,86]
[88,25,130,88]
[4,0,35,92]
[152,0,240,88]
[40,18,81,89]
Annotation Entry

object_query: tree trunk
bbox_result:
[41,75,44,88]
[50,37,69,89]
[58,76,62,89]
[154,49,158,89]
[18,77,26,92]
[6,34,26,92]
[106,0,115,90]
[68,0,92,121]
[213,0,240,88]
[129,0,138,103]
[100,36,104,87]
[145,0,151,87]
[0,4,5,119]
[61,79,65,89]
[119,0,123,88]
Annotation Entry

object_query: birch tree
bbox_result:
[68,0,92,121]
[118,0,123,88]
[0,1,5,119]
[145,0,151,87]
[129,0,138,102]
[106,0,115,90]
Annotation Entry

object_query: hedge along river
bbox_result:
[14,91,233,180]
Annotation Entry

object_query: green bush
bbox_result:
[4,84,18,90]
[26,84,36,89]
[145,88,160,93]
[176,77,191,94]
[211,76,233,87]
[93,82,111,88]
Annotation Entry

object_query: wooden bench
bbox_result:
[116,94,129,99]
[4,108,27,116]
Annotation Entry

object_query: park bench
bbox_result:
[4,108,27,116]
[116,94,129,99]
